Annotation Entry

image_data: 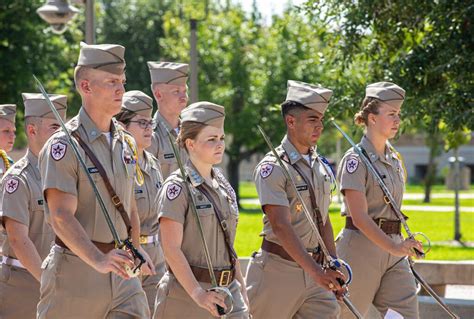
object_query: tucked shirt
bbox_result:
[1,150,54,259]
[254,135,333,249]
[337,135,405,220]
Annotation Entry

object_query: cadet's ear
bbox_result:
[79,79,92,95]
[185,138,194,152]
[285,114,296,129]
[367,112,377,126]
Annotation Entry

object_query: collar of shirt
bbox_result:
[26,149,41,180]
[77,108,119,143]
[139,150,160,176]
[281,135,318,166]
[154,111,179,137]
[185,160,220,189]
[360,135,396,166]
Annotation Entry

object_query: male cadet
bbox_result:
[0,93,67,318]
[37,42,152,318]
[147,61,189,178]
[245,80,346,318]
[0,104,17,178]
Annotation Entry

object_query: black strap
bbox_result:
[72,131,132,236]
[358,145,409,220]
[196,183,238,267]
[279,152,324,233]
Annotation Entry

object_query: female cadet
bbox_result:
[336,82,423,319]
[153,101,249,318]
[115,90,165,313]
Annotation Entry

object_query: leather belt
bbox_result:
[170,265,235,287]
[1,256,25,269]
[55,237,116,254]
[261,238,322,264]
[345,217,401,235]
[139,234,159,245]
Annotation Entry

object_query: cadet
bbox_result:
[246,80,345,319]
[115,90,165,312]
[147,61,189,178]
[0,104,16,178]
[154,102,249,318]
[336,82,422,318]
[0,93,66,318]
[37,42,152,318]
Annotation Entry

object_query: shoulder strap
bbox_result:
[72,131,132,236]
[279,153,324,233]
[196,183,238,267]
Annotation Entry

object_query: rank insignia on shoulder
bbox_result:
[346,157,359,174]
[166,183,182,200]
[5,178,19,194]
[51,141,67,161]
[260,163,273,179]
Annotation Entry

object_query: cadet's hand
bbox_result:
[94,249,135,279]
[191,286,226,317]
[311,266,345,292]
[334,285,349,301]
[389,238,424,258]
[136,247,155,276]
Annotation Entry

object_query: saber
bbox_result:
[33,75,144,275]
[258,125,363,319]
[164,126,233,317]
[331,119,459,318]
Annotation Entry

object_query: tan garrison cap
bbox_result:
[365,82,405,108]
[22,93,67,120]
[121,90,153,117]
[181,101,225,128]
[147,62,189,85]
[77,42,126,75]
[0,104,16,123]
[285,80,333,114]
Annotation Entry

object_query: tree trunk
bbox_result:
[227,155,241,208]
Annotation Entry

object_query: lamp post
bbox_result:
[37,0,95,44]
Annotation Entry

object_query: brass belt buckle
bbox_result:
[139,236,147,245]
[383,196,390,204]
[219,270,232,287]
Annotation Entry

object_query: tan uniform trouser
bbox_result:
[141,241,166,314]
[245,250,340,319]
[153,271,249,319]
[0,264,40,318]
[336,228,419,319]
[37,245,150,319]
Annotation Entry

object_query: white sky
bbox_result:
[236,0,306,24]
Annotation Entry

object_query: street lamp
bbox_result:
[37,0,95,44]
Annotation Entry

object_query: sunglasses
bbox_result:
[129,119,154,129]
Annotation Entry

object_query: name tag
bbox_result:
[37,199,44,205]
[135,189,143,194]
[88,167,99,174]
[296,185,308,191]
[196,204,212,209]
[164,153,175,159]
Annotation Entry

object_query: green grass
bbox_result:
[402,198,473,207]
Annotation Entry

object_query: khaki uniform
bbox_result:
[245,136,339,319]
[336,135,418,318]
[153,162,248,319]
[136,150,166,311]
[0,152,14,256]
[0,151,54,318]
[148,112,187,179]
[37,108,149,318]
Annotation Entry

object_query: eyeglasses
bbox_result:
[129,120,154,129]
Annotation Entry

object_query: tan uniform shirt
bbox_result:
[148,112,188,179]
[254,135,332,249]
[0,150,54,259]
[39,108,137,243]
[157,162,238,269]
[136,151,163,235]
[337,135,405,220]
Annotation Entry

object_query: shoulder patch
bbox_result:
[346,157,359,174]
[5,178,19,194]
[260,163,274,179]
[166,183,182,200]
[51,141,67,161]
